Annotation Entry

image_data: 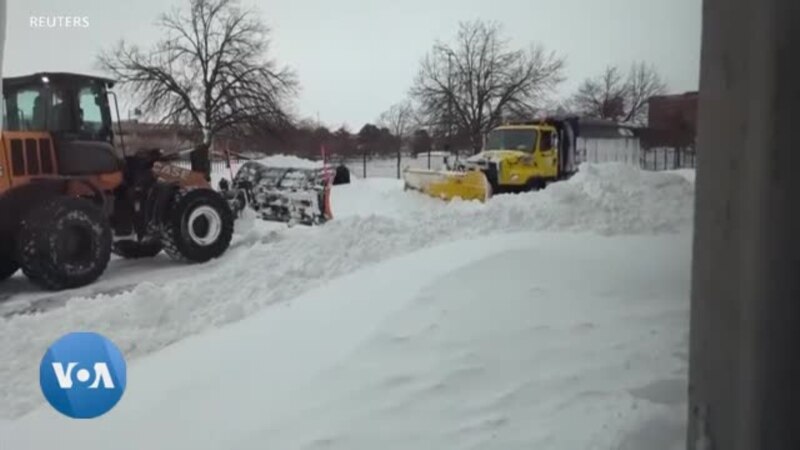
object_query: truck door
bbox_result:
[536,129,558,178]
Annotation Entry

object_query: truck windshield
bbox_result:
[486,129,538,151]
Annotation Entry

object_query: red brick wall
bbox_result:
[643,92,699,149]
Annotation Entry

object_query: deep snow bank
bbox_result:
[254,154,323,169]
[0,163,694,419]
[335,163,694,235]
[3,231,691,450]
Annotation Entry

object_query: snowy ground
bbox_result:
[0,162,694,449]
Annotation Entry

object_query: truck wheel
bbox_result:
[17,197,112,290]
[112,240,163,259]
[161,189,234,263]
[525,178,546,192]
[0,236,19,281]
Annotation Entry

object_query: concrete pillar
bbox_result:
[689,0,800,449]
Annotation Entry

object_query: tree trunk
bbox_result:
[396,150,401,179]
[190,142,212,182]
[471,131,483,154]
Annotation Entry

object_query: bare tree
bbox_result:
[404,104,432,137]
[570,66,627,121]
[377,101,413,140]
[410,20,565,153]
[624,62,667,124]
[377,101,413,178]
[570,62,666,125]
[98,0,298,178]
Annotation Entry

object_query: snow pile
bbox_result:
[3,232,691,450]
[667,168,696,183]
[336,163,695,235]
[0,163,694,421]
[511,163,695,234]
[253,153,323,169]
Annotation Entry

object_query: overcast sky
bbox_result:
[4,0,701,129]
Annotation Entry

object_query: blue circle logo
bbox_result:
[39,332,127,419]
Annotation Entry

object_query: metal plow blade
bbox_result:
[222,161,332,226]
[403,168,492,202]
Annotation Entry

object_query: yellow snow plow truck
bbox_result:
[403,117,580,202]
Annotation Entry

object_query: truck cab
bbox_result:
[464,119,578,192]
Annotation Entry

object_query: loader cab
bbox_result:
[2,72,121,178]
[3,73,115,142]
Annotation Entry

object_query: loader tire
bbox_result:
[0,235,19,281]
[17,196,112,291]
[112,240,163,259]
[161,189,234,263]
[525,178,546,192]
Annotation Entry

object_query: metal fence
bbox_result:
[169,146,696,180]
[172,159,248,175]
[341,152,453,179]
[337,146,697,179]
[640,147,697,171]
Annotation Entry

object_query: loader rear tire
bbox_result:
[112,240,163,259]
[161,189,234,263]
[17,196,112,290]
[0,235,19,281]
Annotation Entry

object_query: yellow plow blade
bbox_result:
[403,168,492,202]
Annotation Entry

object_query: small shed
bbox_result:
[574,118,641,166]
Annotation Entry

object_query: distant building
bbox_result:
[114,120,196,156]
[641,91,699,149]
[114,121,247,161]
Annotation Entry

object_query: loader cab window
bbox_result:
[49,89,71,132]
[3,78,113,142]
[77,86,110,140]
[486,129,538,152]
[3,87,46,131]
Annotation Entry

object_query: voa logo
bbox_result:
[39,332,127,419]
[51,361,115,389]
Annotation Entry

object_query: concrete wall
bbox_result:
[689,0,800,448]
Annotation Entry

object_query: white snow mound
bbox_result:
[335,163,694,235]
[3,231,691,450]
[0,163,694,421]
[254,153,323,169]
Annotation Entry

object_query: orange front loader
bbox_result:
[0,72,234,290]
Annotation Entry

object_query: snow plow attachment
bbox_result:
[220,161,332,226]
[403,168,491,202]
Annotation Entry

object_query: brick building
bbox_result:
[640,91,699,149]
